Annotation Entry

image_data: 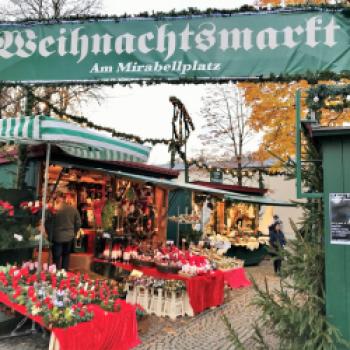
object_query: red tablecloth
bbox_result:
[53,301,140,350]
[0,292,140,350]
[222,268,252,289]
[94,259,224,314]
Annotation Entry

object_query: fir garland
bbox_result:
[1,5,349,25]
[35,92,284,178]
[306,84,350,113]
[34,94,172,146]
[1,70,350,88]
[186,158,286,177]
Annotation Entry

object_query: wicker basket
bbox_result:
[155,264,181,274]
[131,258,155,268]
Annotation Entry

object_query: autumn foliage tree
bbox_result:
[239,80,350,165]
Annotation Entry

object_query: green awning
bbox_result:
[224,194,296,207]
[110,170,295,207]
[0,115,151,163]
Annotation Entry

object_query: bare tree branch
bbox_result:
[199,84,256,186]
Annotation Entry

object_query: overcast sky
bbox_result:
[80,0,256,164]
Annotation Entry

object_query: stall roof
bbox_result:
[0,115,151,163]
[0,145,179,180]
[191,181,267,196]
[107,170,295,207]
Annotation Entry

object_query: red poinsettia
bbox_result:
[0,200,14,217]
[12,286,22,299]
[20,201,56,215]
[44,296,53,310]
[0,264,122,328]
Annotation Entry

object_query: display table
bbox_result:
[0,289,140,350]
[94,259,224,314]
[222,268,251,289]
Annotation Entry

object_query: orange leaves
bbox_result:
[239,80,308,161]
[258,0,328,5]
[239,79,350,163]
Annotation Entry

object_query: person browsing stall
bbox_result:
[269,222,286,275]
[46,193,81,270]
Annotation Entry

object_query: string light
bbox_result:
[187,158,286,178]
[307,85,350,113]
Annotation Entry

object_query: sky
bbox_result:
[79,0,256,165]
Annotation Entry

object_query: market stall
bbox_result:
[0,116,291,346]
[0,115,152,350]
[185,184,294,266]
[201,200,269,266]
[0,115,151,266]
[46,164,168,256]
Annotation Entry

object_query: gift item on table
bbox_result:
[93,195,106,228]
[123,246,138,262]
[111,244,123,261]
[102,243,111,259]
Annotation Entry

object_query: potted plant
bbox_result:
[0,197,48,266]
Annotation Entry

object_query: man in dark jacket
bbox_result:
[46,194,81,270]
[269,223,286,275]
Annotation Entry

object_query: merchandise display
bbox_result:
[168,213,200,224]
[94,238,251,315]
[0,262,140,350]
[199,198,269,252]
[106,259,225,315]
[0,263,122,328]
[47,165,163,255]
[99,242,215,277]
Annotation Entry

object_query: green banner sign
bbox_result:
[0,10,349,83]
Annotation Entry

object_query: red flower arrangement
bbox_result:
[0,263,122,328]
[20,201,56,215]
[0,200,14,217]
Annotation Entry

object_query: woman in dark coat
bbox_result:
[269,222,286,274]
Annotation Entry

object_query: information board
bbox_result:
[330,193,350,245]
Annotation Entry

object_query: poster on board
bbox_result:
[330,193,350,245]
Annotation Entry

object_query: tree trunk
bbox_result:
[237,156,243,186]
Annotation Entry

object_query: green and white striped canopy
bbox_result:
[0,115,151,163]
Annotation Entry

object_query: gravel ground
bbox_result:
[0,259,279,350]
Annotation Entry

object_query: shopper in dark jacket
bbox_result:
[46,194,81,270]
[269,223,286,274]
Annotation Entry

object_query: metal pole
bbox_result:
[295,89,302,200]
[38,143,51,274]
[176,206,180,247]
[184,127,189,183]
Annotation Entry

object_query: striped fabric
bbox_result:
[0,116,150,163]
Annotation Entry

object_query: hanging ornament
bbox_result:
[313,96,319,103]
